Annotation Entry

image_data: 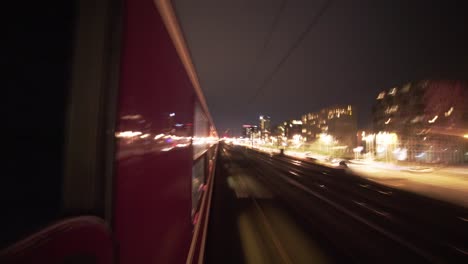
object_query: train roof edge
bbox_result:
[154,0,218,137]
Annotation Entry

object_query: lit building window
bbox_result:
[401,83,411,93]
[291,120,302,125]
[385,105,399,114]
[445,107,454,117]
[377,92,385,100]
[428,115,438,123]
[411,115,424,123]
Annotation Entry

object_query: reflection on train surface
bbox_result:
[2,0,217,263]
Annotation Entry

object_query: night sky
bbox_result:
[174,0,468,135]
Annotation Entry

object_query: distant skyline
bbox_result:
[174,0,468,136]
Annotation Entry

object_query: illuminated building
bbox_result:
[302,105,357,147]
[259,115,271,139]
[284,120,302,139]
[321,105,357,147]
[272,120,302,140]
[372,80,468,164]
[301,112,321,141]
[273,123,286,137]
[241,124,258,139]
[372,82,424,133]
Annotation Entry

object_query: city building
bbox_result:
[372,80,468,164]
[259,115,271,139]
[301,112,321,141]
[273,123,285,137]
[241,124,258,139]
[270,120,304,147]
[321,105,357,147]
[302,105,357,147]
[272,123,287,147]
[284,120,303,139]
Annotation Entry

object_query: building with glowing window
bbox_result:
[272,120,303,139]
[301,112,321,141]
[274,123,285,137]
[285,120,303,139]
[372,80,468,164]
[241,124,258,139]
[301,105,357,147]
[259,115,271,139]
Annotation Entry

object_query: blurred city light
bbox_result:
[115,131,143,138]
[353,146,363,152]
[444,106,454,116]
[428,115,438,123]
[292,134,302,144]
[154,133,165,140]
[393,148,408,161]
[140,133,150,139]
[319,133,333,144]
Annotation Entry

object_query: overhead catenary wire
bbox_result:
[243,0,288,86]
[248,0,333,105]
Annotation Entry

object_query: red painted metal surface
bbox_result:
[2,1,217,262]
[185,148,218,263]
[114,0,197,262]
[0,216,113,264]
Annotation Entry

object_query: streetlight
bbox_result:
[319,133,333,155]
[376,132,398,162]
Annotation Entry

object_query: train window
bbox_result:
[192,102,212,219]
[192,156,206,217]
[193,102,210,158]
[3,0,121,250]
[2,1,76,248]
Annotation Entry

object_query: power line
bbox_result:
[243,0,288,85]
[248,0,333,105]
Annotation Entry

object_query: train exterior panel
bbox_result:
[0,0,216,263]
[115,0,206,262]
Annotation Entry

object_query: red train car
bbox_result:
[1,0,216,263]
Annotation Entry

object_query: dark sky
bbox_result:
[174,0,468,135]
